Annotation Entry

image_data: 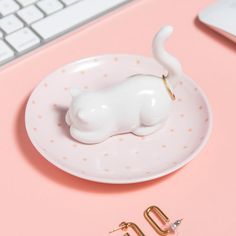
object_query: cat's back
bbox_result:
[116,74,165,94]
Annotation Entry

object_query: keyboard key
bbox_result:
[0,0,20,16]
[61,0,79,5]
[37,0,63,15]
[17,5,44,24]
[6,27,40,53]
[32,0,131,40]
[0,15,24,34]
[16,0,38,6]
[0,40,14,62]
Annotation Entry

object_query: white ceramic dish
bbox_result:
[25,54,212,184]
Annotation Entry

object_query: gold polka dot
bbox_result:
[37,115,42,119]
[199,106,203,110]
[57,123,62,127]
[50,139,54,143]
[43,83,48,88]
[33,127,37,131]
[205,118,209,122]
[84,86,88,90]
[170,128,175,132]
[183,145,188,149]
[194,88,198,92]
[200,136,204,140]
[53,104,57,109]
[118,137,123,141]
[94,58,98,62]
[177,98,182,102]
[72,143,77,148]
[136,59,140,64]
[82,158,87,162]
[179,81,183,85]
[81,171,86,174]
[64,87,69,91]
[103,73,108,78]
[61,69,66,74]
[141,136,145,140]
[188,128,192,132]
[180,114,184,118]
[80,70,85,74]
[162,145,166,148]
[104,169,109,172]
[62,156,68,160]
[104,153,109,157]
[125,166,131,170]
[145,171,151,174]
[32,100,36,104]
[114,57,118,61]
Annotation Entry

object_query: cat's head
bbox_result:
[68,88,110,130]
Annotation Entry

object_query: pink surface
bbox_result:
[0,0,235,235]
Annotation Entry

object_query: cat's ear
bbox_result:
[70,88,81,97]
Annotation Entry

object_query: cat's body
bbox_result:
[66,25,182,144]
[66,75,172,143]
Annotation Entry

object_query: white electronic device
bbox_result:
[199,0,236,43]
[0,0,132,67]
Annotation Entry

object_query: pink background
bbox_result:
[0,0,235,235]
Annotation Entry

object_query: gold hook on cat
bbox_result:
[109,222,145,236]
[162,74,176,101]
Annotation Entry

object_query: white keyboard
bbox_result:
[0,0,132,66]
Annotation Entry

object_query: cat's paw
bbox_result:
[70,126,111,144]
[132,123,165,136]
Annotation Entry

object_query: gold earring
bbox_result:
[109,221,145,236]
[144,206,182,235]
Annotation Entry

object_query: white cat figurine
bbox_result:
[65,25,182,144]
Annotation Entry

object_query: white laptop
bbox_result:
[199,0,236,43]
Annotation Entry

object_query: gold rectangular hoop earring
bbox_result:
[144,206,182,236]
[144,206,170,236]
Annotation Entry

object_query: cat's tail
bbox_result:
[152,25,182,83]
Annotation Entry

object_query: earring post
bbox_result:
[109,226,123,234]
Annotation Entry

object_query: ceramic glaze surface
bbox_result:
[66,26,182,144]
[66,75,172,144]
[25,54,212,184]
